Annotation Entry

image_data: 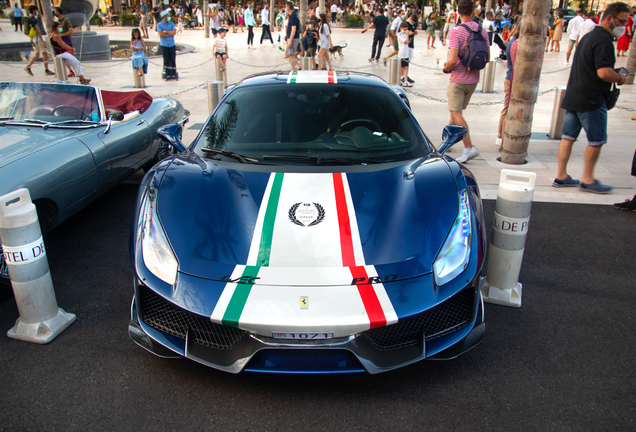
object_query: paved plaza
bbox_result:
[1,20,635,205]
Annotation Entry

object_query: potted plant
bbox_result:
[343,13,363,28]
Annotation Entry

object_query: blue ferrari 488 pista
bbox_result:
[128,71,487,374]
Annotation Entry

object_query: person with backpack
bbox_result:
[442,0,490,163]
[24,5,54,77]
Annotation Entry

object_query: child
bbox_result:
[397,22,412,87]
[304,21,318,69]
[131,27,148,77]
[502,23,510,42]
[177,15,183,34]
[213,27,228,71]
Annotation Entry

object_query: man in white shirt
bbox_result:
[576,12,596,45]
[260,4,274,45]
[383,11,403,64]
[331,3,338,24]
[565,9,585,64]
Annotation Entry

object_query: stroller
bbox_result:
[493,33,508,61]
[184,14,197,30]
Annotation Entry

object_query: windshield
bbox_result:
[0,82,100,124]
[193,83,430,165]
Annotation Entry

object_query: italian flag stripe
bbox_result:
[257,172,284,266]
[222,265,260,327]
[350,266,387,329]
[332,173,355,267]
[327,70,335,84]
[287,70,298,84]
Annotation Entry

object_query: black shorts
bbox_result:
[227,19,234,25]
[331,12,336,21]
[212,28,218,35]
[401,58,409,68]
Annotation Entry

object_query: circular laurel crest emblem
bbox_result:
[289,203,325,227]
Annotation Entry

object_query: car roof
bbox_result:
[232,70,393,90]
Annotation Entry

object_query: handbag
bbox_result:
[28,27,37,38]
[606,83,620,110]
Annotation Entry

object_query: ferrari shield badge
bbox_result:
[300,296,309,309]
[289,203,325,227]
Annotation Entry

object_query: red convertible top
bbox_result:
[101,90,153,115]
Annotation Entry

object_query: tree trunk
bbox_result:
[204,6,210,38]
[300,0,308,28]
[37,0,56,61]
[486,0,493,13]
[319,0,325,15]
[625,31,636,84]
[501,0,552,165]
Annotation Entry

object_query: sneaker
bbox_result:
[614,198,636,212]
[165,75,172,81]
[24,67,33,76]
[552,175,580,188]
[68,71,76,77]
[456,146,479,163]
[579,180,613,194]
[44,69,55,76]
[368,58,374,62]
[407,76,415,83]
[375,59,380,63]
[563,61,569,65]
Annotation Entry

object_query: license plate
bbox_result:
[272,332,334,340]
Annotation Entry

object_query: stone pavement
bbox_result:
[1,19,635,205]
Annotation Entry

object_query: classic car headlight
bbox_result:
[433,189,472,286]
[141,187,178,285]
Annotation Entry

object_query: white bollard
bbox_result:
[481,170,536,308]
[133,70,146,88]
[207,80,225,114]
[215,60,227,83]
[53,56,68,83]
[388,57,400,84]
[0,189,75,344]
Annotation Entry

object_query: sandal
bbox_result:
[79,78,91,85]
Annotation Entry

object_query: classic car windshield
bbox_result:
[193,83,430,165]
[0,82,99,123]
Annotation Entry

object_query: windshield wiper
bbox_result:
[0,118,51,127]
[263,154,379,165]
[44,119,101,128]
[201,147,259,163]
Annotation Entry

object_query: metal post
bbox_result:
[207,80,225,114]
[53,57,67,82]
[133,70,146,88]
[481,170,536,308]
[0,189,76,343]
[215,60,227,83]
[388,57,400,84]
[481,60,497,93]
[548,87,567,139]
[300,57,312,70]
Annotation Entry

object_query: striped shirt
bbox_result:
[448,21,490,84]
[214,37,227,53]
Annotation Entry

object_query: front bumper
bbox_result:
[128,279,485,374]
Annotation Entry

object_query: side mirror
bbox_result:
[104,110,124,134]
[157,124,187,153]
[438,125,468,154]
[109,110,124,121]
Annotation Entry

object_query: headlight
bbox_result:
[141,187,178,285]
[433,189,472,286]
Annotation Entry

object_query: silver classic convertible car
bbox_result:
[0,82,188,297]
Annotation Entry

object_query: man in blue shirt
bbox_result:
[157,9,178,80]
[285,2,300,70]
[13,3,23,32]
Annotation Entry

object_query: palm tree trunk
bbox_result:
[300,0,308,28]
[486,0,493,13]
[36,0,56,60]
[625,32,636,84]
[319,0,326,15]
[501,0,552,165]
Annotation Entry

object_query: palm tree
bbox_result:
[501,0,552,165]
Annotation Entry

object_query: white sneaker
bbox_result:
[564,61,569,65]
[456,146,479,163]
[495,137,502,146]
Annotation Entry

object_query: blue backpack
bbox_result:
[458,23,489,70]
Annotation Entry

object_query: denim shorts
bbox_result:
[562,103,607,146]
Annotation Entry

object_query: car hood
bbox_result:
[0,127,79,169]
[157,154,460,287]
